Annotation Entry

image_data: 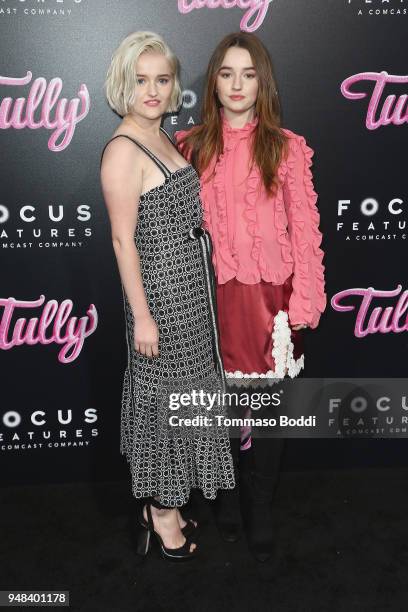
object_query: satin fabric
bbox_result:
[216,274,303,375]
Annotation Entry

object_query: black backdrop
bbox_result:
[1,0,407,486]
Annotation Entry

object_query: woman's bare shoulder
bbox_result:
[101,134,146,173]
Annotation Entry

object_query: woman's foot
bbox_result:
[176,509,197,531]
[247,470,280,562]
[215,486,243,542]
[247,500,274,562]
[143,505,196,553]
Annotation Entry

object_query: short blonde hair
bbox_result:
[105,31,182,117]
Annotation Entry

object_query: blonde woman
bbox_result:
[100,31,235,562]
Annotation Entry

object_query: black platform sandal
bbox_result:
[181,517,199,539]
[137,498,198,561]
[139,503,198,539]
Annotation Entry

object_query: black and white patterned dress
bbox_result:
[101,128,235,507]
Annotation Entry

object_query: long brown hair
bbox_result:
[178,32,288,196]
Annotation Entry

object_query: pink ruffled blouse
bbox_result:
[175,114,326,329]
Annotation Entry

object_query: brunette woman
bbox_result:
[176,32,326,561]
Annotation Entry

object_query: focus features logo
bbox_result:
[0,0,84,17]
[328,392,408,437]
[346,0,408,17]
[336,196,407,242]
[0,407,99,451]
[0,203,94,250]
[169,89,198,128]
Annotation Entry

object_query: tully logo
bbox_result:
[0,71,90,151]
[0,295,98,363]
[177,0,274,32]
[341,71,408,130]
[331,285,408,337]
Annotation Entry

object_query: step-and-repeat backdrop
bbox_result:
[1,0,407,485]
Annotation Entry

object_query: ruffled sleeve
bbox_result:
[283,133,327,329]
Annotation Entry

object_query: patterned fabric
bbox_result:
[101,129,235,507]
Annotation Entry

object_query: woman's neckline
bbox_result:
[220,107,258,133]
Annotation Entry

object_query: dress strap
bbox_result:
[159,126,179,153]
[100,134,171,179]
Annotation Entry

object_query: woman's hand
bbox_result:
[291,323,308,331]
[134,314,159,357]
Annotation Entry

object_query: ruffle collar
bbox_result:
[220,107,258,141]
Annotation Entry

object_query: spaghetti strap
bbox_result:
[159,126,179,153]
[100,134,171,179]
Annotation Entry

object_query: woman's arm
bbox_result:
[283,133,327,330]
[100,138,159,357]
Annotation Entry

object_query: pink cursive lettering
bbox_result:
[341,71,408,130]
[331,285,408,338]
[0,295,98,363]
[0,71,90,151]
[177,0,274,32]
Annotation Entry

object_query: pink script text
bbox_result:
[0,71,90,152]
[0,295,98,363]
